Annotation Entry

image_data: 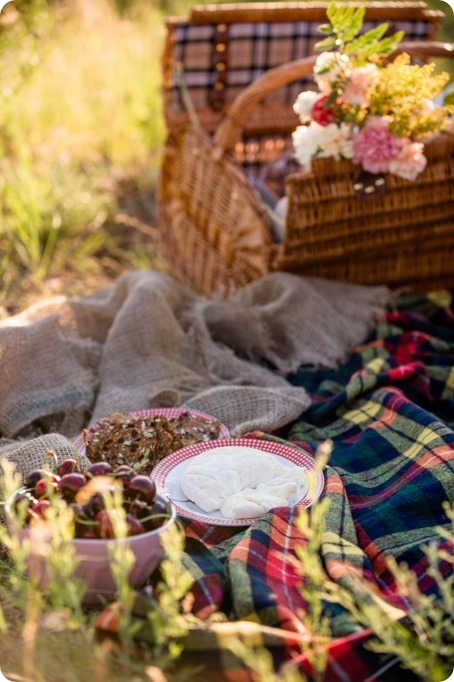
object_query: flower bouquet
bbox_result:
[292,4,452,186]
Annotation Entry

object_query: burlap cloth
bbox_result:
[0,270,390,478]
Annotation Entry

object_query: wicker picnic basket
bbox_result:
[158,2,454,295]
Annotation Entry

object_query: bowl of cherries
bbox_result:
[5,458,176,604]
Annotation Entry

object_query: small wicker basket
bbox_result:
[158,2,453,295]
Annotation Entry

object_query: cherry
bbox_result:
[128,499,148,518]
[126,514,144,536]
[13,490,38,517]
[68,502,84,521]
[68,503,93,538]
[28,500,51,521]
[34,477,60,499]
[24,469,48,489]
[113,465,135,484]
[77,525,98,540]
[96,510,115,539]
[143,497,169,531]
[85,462,113,478]
[14,458,166,539]
[59,473,86,501]
[83,492,105,518]
[34,479,48,498]
[124,476,156,505]
[58,459,81,477]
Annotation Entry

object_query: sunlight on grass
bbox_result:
[1,0,165,164]
[0,0,167,311]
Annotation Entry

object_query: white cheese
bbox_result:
[180,446,307,519]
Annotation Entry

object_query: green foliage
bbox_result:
[224,637,306,682]
[0,459,91,680]
[294,499,332,680]
[0,0,53,102]
[0,0,166,312]
[0,160,61,280]
[315,3,403,64]
[102,486,138,650]
[146,524,198,668]
[299,490,454,682]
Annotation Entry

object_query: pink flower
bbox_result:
[388,141,427,180]
[311,95,337,126]
[353,117,401,174]
[342,64,378,107]
[420,98,435,115]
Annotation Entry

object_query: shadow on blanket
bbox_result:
[95,291,454,681]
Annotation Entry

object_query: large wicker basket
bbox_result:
[158,2,453,295]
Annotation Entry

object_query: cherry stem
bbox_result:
[139,513,170,523]
[75,517,98,526]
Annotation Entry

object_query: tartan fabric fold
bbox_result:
[96,292,454,680]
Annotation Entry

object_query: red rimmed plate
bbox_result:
[150,438,325,527]
[73,408,230,458]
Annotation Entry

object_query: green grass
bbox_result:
[0,0,169,312]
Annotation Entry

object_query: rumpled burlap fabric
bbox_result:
[0,270,390,479]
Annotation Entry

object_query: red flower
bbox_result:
[311,95,337,126]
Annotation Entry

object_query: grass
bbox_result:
[0,0,170,314]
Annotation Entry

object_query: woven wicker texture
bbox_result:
[158,2,453,296]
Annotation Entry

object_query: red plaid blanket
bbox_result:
[96,292,454,680]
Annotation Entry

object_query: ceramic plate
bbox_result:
[73,408,230,457]
[150,437,325,527]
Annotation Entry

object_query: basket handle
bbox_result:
[189,3,444,24]
[212,41,454,160]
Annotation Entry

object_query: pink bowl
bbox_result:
[5,490,176,605]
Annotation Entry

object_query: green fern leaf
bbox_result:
[342,11,366,42]
[375,31,405,56]
[315,36,338,52]
[326,2,340,23]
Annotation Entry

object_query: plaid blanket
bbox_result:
[96,292,454,680]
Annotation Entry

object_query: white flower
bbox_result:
[293,90,319,122]
[317,122,354,160]
[292,122,325,171]
[314,51,351,94]
[293,121,354,171]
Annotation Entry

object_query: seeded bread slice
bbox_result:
[84,411,221,474]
